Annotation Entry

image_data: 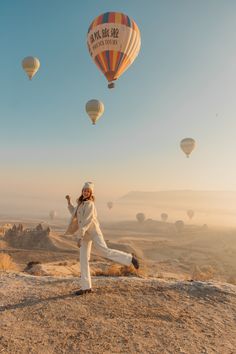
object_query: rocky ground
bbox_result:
[0,272,235,354]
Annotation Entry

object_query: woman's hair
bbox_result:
[76,190,95,205]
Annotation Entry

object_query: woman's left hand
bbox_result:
[77,239,82,248]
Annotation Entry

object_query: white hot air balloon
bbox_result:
[161,213,168,222]
[175,220,184,233]
[107,201,113,210]
[187,209,194,220]
[49,210,57,220]
[22,56,40,80]
[86,99,104,125]
[180,138,196,158]
[136,213,146,223]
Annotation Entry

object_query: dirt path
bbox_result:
[0,272,235,354]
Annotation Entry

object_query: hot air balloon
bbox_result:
[187,209,194,220]
[202,224,208,231]
[175,220,184,233]
[161,213,168,222]
[180,138,196,158]
[86,99,104,125]
[107,201,113,210]
[49,210,57,220]
[136,213,145,223]
[87,12,141,89]
[22,57,40,80]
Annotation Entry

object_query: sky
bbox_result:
[1,0,236,212]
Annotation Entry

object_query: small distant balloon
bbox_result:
[161,213,168,222]
[180,138,196,158]
[49,210,57,220]
[175,220,184,232]
[86,99,104,125]
[22,56,40,80]
[202,224,208,231]
[107,201,113,210]
[136,213,146,223]
[187,209,194,220]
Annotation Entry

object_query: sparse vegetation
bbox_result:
[191,265,215,281]
[58,261,69,266]
[92,263,144,277]
[24,263,46,276]
[227,275,236,285]
[24,261,41,272]
[157,272,164,279]
[0,253,17,271]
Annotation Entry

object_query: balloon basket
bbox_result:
[108,82,115,89]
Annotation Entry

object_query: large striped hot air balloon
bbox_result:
[87,12,141,89]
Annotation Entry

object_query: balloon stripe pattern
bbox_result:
[22,57,40,80]
[87,12,141,88]
[88,12,139,33]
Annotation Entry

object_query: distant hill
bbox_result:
[119,190,236,215]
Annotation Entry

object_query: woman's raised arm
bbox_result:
[65,195,75,215]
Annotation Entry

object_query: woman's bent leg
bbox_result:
[93,233,132,266]
[80,239,92,290]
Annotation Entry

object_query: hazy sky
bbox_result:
[1,0,236,203]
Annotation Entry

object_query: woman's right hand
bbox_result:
[65,195,71,204]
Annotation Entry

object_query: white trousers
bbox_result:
[80,232,132,290]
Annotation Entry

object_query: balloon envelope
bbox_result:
[87,12,141,88]
[180,138,196,158]
[187,210,194,219]
[107,201,113,210]
[49,210,57,220]
[136,213,145,223]
[175,220,184,232]
[22,56,40,80]
[161,213,168,222]
[86,99,104,125]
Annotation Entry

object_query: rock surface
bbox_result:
[0,272,235,354]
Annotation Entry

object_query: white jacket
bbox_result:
[68,200,101,239]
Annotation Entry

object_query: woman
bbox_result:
[66,182,139,296]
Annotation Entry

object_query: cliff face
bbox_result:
[0,273,235,354]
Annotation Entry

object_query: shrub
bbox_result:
[92,263,144,277]
[0,253,17,271]
[191,265,215,281]
[227,276,236,285]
